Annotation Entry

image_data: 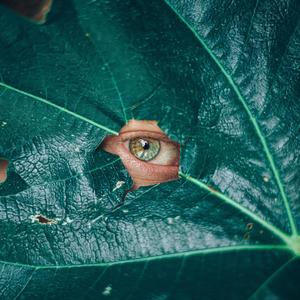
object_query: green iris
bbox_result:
[129,138,160,161]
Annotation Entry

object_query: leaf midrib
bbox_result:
[0,82,118,135]
[179,172,293,246]
[0,245,291,270]
[163,0,297,236]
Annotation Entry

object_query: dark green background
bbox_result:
[0,0,299,299]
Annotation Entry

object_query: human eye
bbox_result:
[101,120,180,189]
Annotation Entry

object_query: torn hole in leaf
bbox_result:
[0,158,9,184]
[101,120,180,195]
[246,223,254,230]
[30,214,57,224]
[243,232,250,240]
[0,0,53,24]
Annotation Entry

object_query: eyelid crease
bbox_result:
[119,130,174,143]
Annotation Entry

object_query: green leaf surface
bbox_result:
[0,0,299,299]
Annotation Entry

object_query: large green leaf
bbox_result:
[0,0,299,299]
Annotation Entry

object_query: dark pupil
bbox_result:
[142,141,150,150]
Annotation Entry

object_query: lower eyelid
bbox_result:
[120,131,170,142]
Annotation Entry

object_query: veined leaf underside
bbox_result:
[0,2,299,298]
[162,0,297,237]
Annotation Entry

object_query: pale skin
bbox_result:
[101,119,180,191]
[0,158,8,184]
[0,0,53,24]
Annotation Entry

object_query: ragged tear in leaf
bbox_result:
[0,158,8,184]
[30,214,57,224]
[101,119,180,190]
[0,0,52,24]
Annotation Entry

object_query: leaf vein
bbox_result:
[12,268,36,300]
[247,256,296,299]
[179,172,291,245]
[0,82,118,135]
[0,245,290,270]
[103,60,128,123]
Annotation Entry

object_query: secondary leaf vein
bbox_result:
[247,256,296,299]
[103,60,128,123]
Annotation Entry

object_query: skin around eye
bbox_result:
[101,119,180,189]
[0,0,53,24]
[0,158,9,184]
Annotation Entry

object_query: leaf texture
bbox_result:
[0,0,299,299]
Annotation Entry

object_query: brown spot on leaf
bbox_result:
[243,232,250,240]
[0,158,9,184]
[246,223,253,230]
[0,0,53,24]
[31,214,57,224]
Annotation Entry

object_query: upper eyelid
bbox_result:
[118,130,171,143]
